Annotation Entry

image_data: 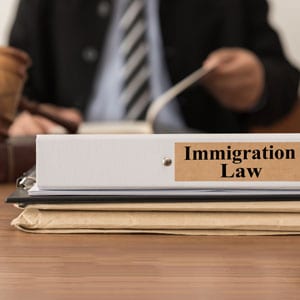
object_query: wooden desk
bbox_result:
[1,184,300,300]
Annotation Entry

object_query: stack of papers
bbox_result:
[7,133,300,235]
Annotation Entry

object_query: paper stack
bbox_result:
[7,133,300,235]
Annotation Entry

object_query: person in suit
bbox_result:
[8,0,300,135]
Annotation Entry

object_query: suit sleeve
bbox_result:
[9,0,53,102]
[243,0,299,126]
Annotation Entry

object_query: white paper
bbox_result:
[28,183,300,197]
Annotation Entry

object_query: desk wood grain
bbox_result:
[1,184,300,300]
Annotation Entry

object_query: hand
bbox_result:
[202,48,265,112]
[8,103,82,136]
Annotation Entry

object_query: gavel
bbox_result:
[0,47,79,141]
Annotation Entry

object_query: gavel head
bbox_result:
[0,47,31,140]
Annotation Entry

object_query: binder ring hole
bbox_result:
[163,158,172,167]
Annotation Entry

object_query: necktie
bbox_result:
[119,0,151,120]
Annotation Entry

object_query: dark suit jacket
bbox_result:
[10,0,300,132]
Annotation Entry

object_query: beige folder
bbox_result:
[11,201,300,235]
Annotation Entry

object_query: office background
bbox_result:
[0,0,299,69]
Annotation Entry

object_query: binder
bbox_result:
[35,133,300,190]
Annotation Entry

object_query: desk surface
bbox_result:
[1,184,300,300]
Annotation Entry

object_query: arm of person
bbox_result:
[202,0,299,126]
[9,0,50,101]
[8,104,82,136]
[8,0,82,136]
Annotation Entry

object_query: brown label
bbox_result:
[175,142,300,182]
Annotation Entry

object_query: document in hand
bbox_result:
[50,65,215,135]
[35,133,300,191]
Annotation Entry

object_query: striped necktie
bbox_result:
[119,0,152,120]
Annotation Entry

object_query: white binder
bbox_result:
[36,134,300,190]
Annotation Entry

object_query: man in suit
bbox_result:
[8,0,300,135]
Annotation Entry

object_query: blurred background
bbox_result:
[0,0,300,69]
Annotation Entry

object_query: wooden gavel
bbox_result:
[0,47,78,141]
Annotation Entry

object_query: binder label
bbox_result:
[175,142,300,181]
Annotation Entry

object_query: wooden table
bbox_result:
[1,184,300,300]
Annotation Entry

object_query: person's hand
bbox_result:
[202,48,265,112]
[8,103,82,136]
